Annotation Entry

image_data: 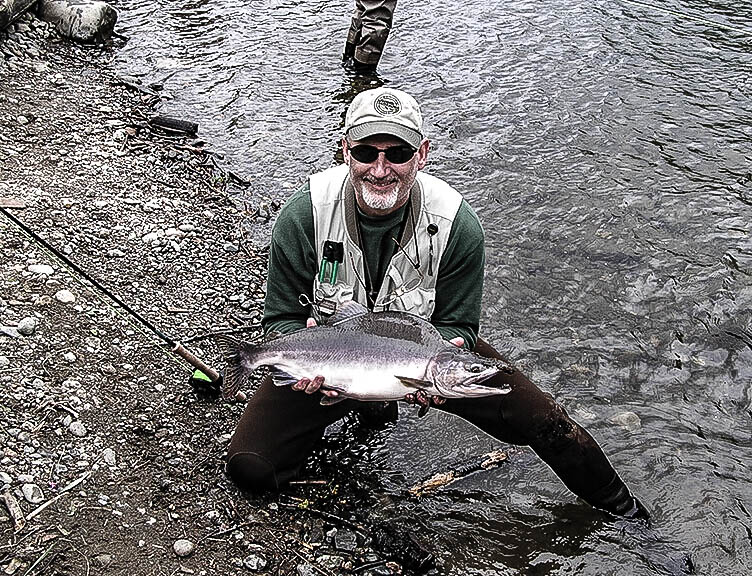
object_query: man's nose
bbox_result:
[370,153,391,176]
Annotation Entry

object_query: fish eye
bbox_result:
[466,363,485,373]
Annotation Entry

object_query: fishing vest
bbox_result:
[309,164,463,321]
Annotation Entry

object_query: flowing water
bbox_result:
[115,1,751,573]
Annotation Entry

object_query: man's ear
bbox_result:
[341,137,350,165]
[416,139,430,170]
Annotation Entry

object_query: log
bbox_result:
[0,0,38,30]
[148,115,199,136]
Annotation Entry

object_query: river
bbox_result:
[115,1,752,574]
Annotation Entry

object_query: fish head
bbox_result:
[427,348,512,398]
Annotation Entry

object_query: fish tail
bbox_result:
[214,334,253,400]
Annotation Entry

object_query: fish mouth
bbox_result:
[436,368,512,397]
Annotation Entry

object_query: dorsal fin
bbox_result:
[329,300,369,326]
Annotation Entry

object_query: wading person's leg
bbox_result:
[344,0,397,69]
[439,339,647,517]
[226,376,357,490]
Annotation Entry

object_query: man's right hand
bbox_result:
[291,318,339,398]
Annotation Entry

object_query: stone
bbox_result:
[55,289,75,303]
[608,411,641,432]
[21,482,44,504]
[334,529,357,552]
[36,0,118,44]
[69,421,86,437]
[242,554,267,571]
[28,264,54,275]
[173,539,195,557]
[102,447,116,465]
[63,351,77,363]
[0,356,10,369]
[17,316,37,336]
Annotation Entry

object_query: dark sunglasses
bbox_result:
[348,144,417,164]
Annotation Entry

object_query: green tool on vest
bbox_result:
[318,240,344,285]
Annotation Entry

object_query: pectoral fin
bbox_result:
[320,395,347,406]
[395,376,433,388]
[268,367,299,387]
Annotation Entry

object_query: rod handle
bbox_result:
[172,343,220,382]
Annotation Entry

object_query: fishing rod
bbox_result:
[0,205,222,390]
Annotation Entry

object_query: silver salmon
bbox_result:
[217,301,514,404]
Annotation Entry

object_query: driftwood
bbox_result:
[408,448,508,497]
[0,0,37,30]
[148,115,199,136]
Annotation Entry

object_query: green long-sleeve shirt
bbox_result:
[262,180,485,348]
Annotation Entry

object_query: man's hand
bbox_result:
[404,336,464,416]
[290,318,339,398]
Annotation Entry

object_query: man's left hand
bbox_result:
[403,336,463,416]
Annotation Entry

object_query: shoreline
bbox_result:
[1,11,414,576]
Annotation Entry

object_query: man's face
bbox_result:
[343,134,430,217]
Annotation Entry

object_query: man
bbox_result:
[226,87,649,520]
[343,0,397,73]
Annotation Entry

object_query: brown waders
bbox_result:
[226,338,646,517]
[344,0,398,69]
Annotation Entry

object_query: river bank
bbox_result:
[0,11,418,576]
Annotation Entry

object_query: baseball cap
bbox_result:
[344,88,424,150]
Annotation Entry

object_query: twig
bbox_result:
[279,499,367,536]
[408,448,508,497]
[23,542,56,576]
[2,490,25,531]
[197,520,258,544]
[26,470,92,521]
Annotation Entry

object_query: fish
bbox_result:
[216,301,515,404]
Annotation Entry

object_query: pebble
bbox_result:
[63,352,77,363]
[55,289,76,303]
[609,411,642,432]
[103,448,116,465]
[297,564,318,576]
[0,356,9,369]
[0,471,12,485]
[17,316,38,336]
[69,421,87,437]
[334,529,358,552]
[242,554,268,571]
[22,483,44,504]
[28,264,54,275]
[173,539,195,557]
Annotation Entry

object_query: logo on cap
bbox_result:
[373,93,402,116]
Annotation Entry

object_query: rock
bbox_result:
[242,554,268,571]
[173,539,195,557]
[334,529,357,552]
[0,471,12,485]
[36,0,118,44]
[93,554,113,568]
[297,564,317,576]
[17,316,38,336]
[21,483,44,504]
[317,555,345,571]
[102,447,116,465]
[28,264,54,275]
[0,356,10,369]
[69,421,87,437]
[63,351,77,363]
[609,411,642,432]
[55,289,75,303]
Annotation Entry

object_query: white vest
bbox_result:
[309,164,462,321]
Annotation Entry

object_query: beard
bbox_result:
[358,182,401,212]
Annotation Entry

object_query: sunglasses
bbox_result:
[348,144,417,164]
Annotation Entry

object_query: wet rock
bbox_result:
[17,316,37,336]
[609,411,641,432]
[317,554,345,572]
[21,482,44,504]
[63,351,77,363]
[55,289,75,303]
[173,538,195,557]
[297,564,317,576]
[93,554,113,568]
[334,529,358,552]
[37,0,118,44]
[0,356,10,369]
